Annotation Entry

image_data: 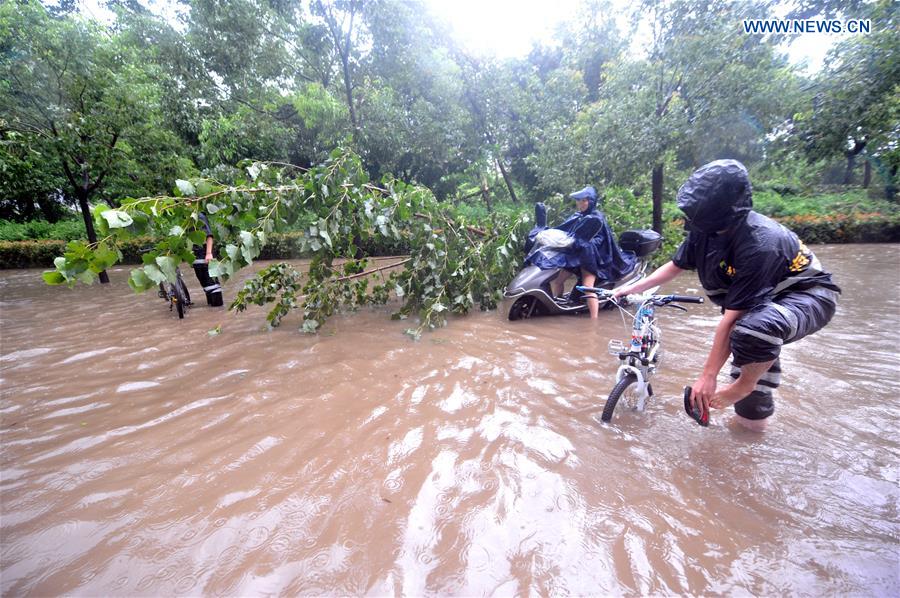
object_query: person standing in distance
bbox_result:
[192,212,224,307]
[613,160,840,431]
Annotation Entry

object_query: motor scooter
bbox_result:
[503,228,662,320]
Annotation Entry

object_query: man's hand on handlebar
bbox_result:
[612,284,636,300]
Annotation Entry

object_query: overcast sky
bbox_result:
[76,0,837,73]
[424,0,837,72]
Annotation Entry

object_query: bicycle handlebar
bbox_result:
[575,286,704,304]
[667,295,704,304]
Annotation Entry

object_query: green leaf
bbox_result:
[92,203,111,235]
[155,256,178,281]
[195,180,215,196]
[91,245,119,272]
[142,264,167,284]
[42,271,66,285]
[319,229,332,248]
[394,284,405,297]
[175,179,195,196]
[130,212,150,235]
[101,210,134,229]
[169,225,185,236]
[128,268,154,292]
[188,230,207,245]
[208,259,224,278]
[301,319,319,333]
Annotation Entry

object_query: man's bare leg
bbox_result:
[581,270,600,319]
[734,416,768,432]
[711,359,776,432]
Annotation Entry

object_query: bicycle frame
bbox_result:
[576,286,703,418]
[607,298,661,411]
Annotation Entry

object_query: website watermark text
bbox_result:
[742,19,871,34]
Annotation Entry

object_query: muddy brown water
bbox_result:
[1,244,898,596]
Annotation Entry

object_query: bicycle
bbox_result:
[157,266,193,319]
[576,285,703,422]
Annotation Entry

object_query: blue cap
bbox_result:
[569,186,597,201]
[570,186,598,212]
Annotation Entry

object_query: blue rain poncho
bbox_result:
[524,186,637,282]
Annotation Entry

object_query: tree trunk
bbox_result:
[887,165,898,202]
[480,176,492,213]
[341,52,358,136]
[495,157,518,203]
[863,159,871,189]
[652,163,664,234]
[843,139,867,185]
[843,152,856,185]
[76,190,109,284]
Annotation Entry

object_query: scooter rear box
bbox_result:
[618,229,662,257]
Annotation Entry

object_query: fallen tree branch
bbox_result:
[414,212,486,237]
[335,258,411,282]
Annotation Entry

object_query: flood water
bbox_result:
[1,244,898,596]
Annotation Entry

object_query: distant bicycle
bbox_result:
[576,285,703,422]
[157,266,192,319]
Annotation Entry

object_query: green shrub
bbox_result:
[0,240,67,268]
[753,189,897,218]
[0,218,86,242]
[776,213,900,244]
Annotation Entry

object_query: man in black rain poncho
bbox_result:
[613,160,840,431]
[524,186,637,318]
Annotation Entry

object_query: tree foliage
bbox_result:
[1,0,894,333]
[794,0,899,189]
[44,148,529,337]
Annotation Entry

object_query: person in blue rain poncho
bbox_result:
[524,186,637,319]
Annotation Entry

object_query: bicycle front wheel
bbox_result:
[601,372,638,422]
[176,276,191,306]
[172,281,187,319]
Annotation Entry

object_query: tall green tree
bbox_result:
[795,0,899,189]
[0,127,68,221]
[352,0,477,195]
[575,0,789,232]
[0,2,190,281]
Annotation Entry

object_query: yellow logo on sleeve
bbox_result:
[789,241,811,273]
[719,260,736,277]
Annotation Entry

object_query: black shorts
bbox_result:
[728,286,839,419]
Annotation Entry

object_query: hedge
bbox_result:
[774,213,900,244]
